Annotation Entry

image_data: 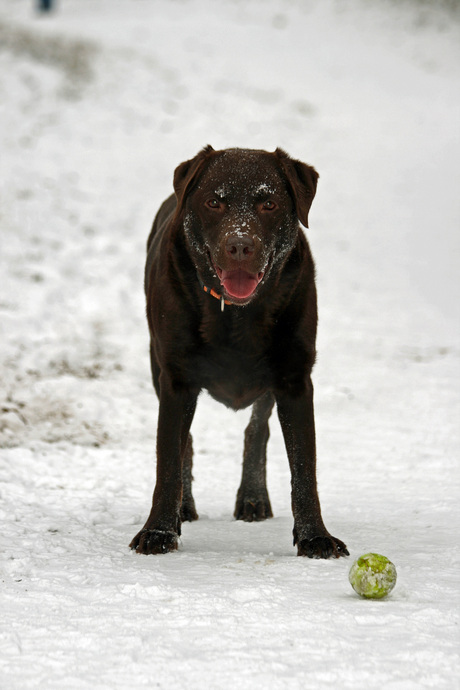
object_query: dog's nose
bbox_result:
[225,235,254,261]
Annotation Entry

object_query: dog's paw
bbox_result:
[297,535,349,559]
[234,492,273,522]
[129,529,179,555]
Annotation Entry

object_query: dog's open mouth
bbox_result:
[215,267,264,300]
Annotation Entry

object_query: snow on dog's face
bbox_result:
[174,146,318,306]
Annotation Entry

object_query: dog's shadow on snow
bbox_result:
[177,514,298,558]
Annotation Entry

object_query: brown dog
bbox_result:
[130,146,348,559]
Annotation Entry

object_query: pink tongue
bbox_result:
[221,270,260,299]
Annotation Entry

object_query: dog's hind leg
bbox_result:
[181,433,198,522]
[234,391,275,522]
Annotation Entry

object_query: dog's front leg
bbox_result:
[276,379,348,559]
[130,388,197,555]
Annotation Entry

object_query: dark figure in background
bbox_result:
[38,0,54,12]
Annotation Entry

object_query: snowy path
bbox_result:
[1,1,459,688]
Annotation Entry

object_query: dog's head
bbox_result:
[173,146,318,306]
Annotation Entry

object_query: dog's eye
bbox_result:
[206,199,222,209]
[261,200,277,211]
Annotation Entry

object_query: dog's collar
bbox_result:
[198,278,232,312]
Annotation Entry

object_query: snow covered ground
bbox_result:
[1,0,459,687]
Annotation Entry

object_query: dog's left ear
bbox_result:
[173,145,215,218]
[275,148,319,228]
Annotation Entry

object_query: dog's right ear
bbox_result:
[173,145,215,217]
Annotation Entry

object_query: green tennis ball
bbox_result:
[349,553,397,599]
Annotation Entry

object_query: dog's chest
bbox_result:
[200,356,271,410]
[191,318,273,409]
